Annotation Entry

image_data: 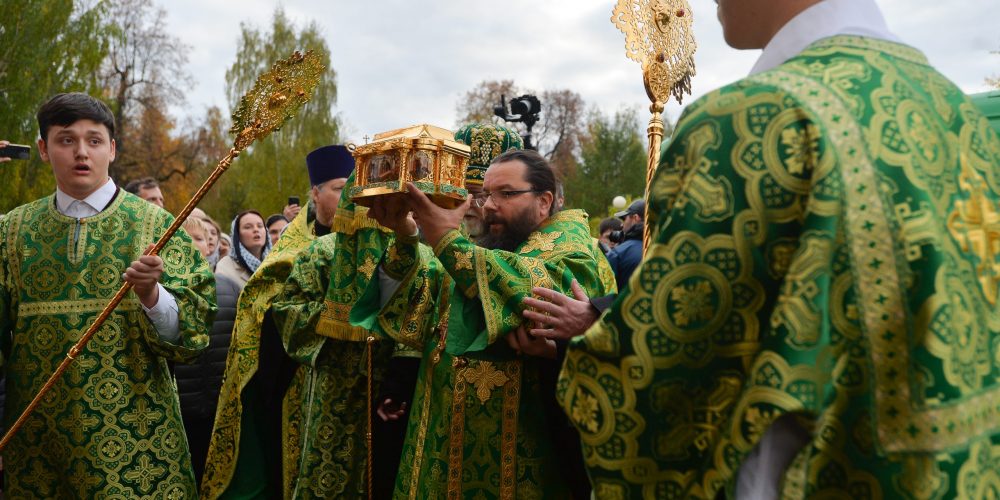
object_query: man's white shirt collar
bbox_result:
[55,178,116,218]
[749,0,901,76]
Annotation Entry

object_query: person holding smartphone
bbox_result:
[282,195,301,221]
[0,140,31,163]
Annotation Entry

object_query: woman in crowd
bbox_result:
[215,210,271,288]
[218,233,232,259]
[201,216,222,270]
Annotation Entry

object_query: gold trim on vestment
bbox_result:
[408,276,452,500]
[448,359,468,499]
[315,301,371,341]
[18,298,141,317]
[499,361,521,500]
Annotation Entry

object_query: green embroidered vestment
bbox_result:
[203,172,394,499]
[0,191,215,498]
[269,179,395,499]
[201,200,316,500]
[352,209,616,499]
[559,36,1000,499]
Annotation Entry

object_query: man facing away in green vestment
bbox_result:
[521,0,1000,498]
[0,92,216,498]
[201,145,368,499]
[353,148,616,498]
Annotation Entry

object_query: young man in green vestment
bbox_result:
[353,146,617,499]
[201,145,370,499]
[0,92,216,497]
[524,0,1000,498]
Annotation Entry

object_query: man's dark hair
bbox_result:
[599,217,623,234]
[124,177,159,194]
[491,149,560,215]
[37,92,116,141]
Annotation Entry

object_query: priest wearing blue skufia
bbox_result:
[202,145,360,499]
[305,146,356,238]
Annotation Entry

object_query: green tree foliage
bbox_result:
[0,0,109,212]
[202,8,340,224]
[162,106,231,213]
[564,107,648,225]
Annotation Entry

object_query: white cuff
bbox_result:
[141,283,181,343]
[378,265,403,308]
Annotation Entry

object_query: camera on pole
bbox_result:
[493,94,541,150]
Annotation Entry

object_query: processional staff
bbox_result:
[0,50,326,452]
[611,0,697,253]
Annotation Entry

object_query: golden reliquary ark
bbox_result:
[349,124,471,208]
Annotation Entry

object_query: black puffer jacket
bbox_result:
[176,273,239,420]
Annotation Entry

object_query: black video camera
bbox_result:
[608,230,626,245]
[494,94,542,149]
[509,95,541,117]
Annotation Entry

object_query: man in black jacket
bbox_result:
[176,273,240,486]
[605,199,645,290]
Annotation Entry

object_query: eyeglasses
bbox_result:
[472,189,542,208]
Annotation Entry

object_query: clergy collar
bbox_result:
[314,220,331,237]
[55,177,117,215]
[749,0,901,76]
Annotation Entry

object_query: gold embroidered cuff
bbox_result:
[433,229,464,257]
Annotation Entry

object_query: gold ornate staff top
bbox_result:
[612,0,696,252]
[0,50,324,454]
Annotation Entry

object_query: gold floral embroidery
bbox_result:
[520,231,561,254]
[460,361,509,404]
[669,280,714,327]
[780,124,820,175]
[358,255,377,279]
[947,161,1000,304]
[453,250,473,271]
[570,387,599,433]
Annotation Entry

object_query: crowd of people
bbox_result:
[2,0,1000,498]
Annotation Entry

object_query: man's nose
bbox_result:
[483,195,499,210]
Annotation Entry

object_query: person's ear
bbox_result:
[37,138,49,162]
[109,138,116,162]
[537,191,554,215]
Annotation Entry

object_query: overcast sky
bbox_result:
[162,0,1000,144]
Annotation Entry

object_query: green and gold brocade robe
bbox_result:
[203,172,394,499]
[0,191,215,498]
[352,209,616,499]
[201,201,316,500]
[559,36,1000,499]
[270,189,395,499]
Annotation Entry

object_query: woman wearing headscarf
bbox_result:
[215,210,271,288]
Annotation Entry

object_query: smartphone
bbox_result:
[288,196,300,206]
[0,143,30,161]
